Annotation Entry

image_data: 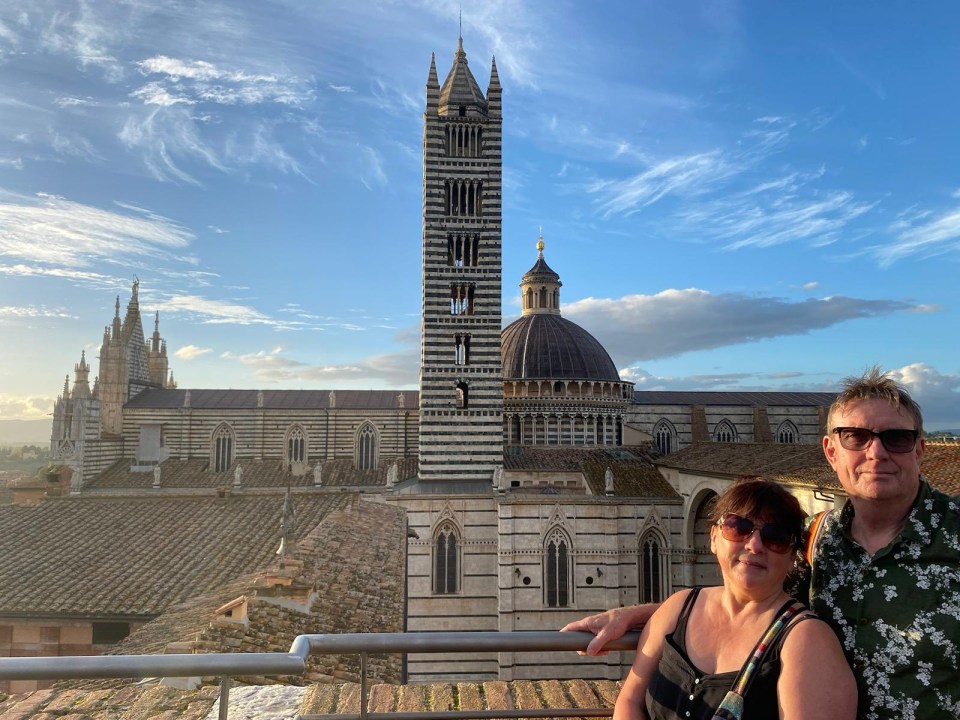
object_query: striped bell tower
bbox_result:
[418,38,503,482]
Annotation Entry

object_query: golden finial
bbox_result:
[537,226,544,254]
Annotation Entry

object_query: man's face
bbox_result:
[823,398,924,506]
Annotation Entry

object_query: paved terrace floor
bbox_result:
[0,678,623,719]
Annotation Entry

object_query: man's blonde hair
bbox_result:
[828,366,924,435]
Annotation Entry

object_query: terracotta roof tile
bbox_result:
[0,493,353,617]
[86,457,418,490]
[503,446,680,499]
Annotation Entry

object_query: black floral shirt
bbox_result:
[810,481,960,720]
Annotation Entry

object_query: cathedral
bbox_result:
[47,37,839,681]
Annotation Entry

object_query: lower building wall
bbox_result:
[0,618,142,694]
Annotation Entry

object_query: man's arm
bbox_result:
[560,604,660,656]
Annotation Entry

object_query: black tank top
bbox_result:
[644,588,801,720]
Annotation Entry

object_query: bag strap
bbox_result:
[804,510,831,566]
[711,600,810,719]
[730,600,808,697]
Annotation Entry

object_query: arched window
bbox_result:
[456,382,469,409]
[211,424,234,473]
[434,522,460,594]
[355,423,378,470]
[639,530,669,603]
[286,424,306,465]
[714,420,738,443]
[777,420,799,444]
[544,527,572,607]
[653,419,676,455]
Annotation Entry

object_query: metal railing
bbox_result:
[0,631,640,720]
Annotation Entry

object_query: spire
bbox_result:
[438,37,488,117]
[152,311,161,352]
[111,297,121,339]
[72,350,92,399]
[426,52,440,112]
[486,56,501,118]
[62,374,70,399]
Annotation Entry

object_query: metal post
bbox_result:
[218,675,231,720]
[360,652,368,720]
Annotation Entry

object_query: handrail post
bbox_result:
[218,675,231,720]
[360,652,368,720]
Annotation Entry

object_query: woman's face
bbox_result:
[710,512,795,596]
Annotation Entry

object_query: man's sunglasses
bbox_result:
[831,427,919,454]
[716,514,797,554]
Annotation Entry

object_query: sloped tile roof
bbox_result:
[655,441,960,497]
[85,456,418,490]
[0,493,353,617]
[921,442,960,495]
[633,390,836,407]
[503,446,681,500]
[124,388,419,410]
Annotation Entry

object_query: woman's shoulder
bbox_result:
[648,587,697,629]
[779,611,844,656]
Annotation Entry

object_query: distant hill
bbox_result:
[0,419,51,446]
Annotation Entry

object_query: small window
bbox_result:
[544,527,572,607]
[356,423,378,470]
[714,420,737,443]
[777,421,799,444]
[456,382,469,409]
[639,532,668,603]
[434,523,459,594]
[212,424,234,472]
[654,419,676,454]
[287,425,306,463]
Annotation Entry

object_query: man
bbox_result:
[564,368,960,720]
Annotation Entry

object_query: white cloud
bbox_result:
[149,294,278,327]
[876,206,960,266]
[890,363,960,430]
[135,55,313,107]
[223,344,419,387]
[174,344,213,360]
[329,84,354,94]
[0,305,75,321]
[0,394,56,420]
[0,191,193,269]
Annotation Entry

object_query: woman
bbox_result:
[613,480,855,720]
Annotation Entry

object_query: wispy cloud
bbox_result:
[0,305,76,321]
[875,205,960,266]
[0,190,193,269]
[134,55,313,107]
[221,344,419,387]
[563,289,932,364]
[118,106,226,184]
[174,344,213,360]
[148,294,281,327]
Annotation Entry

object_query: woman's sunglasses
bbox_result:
[831,427,919,453]
[716,514,797,554]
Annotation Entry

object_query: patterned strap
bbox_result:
[731,600,809,696]
[804,510,831,566]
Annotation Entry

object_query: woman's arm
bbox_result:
[777,617,856,720]
[612,591,689,720]
[561,603,661,656]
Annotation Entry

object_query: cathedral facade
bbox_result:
[49,38,836,681]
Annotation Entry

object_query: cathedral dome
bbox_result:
[501,312,620,381]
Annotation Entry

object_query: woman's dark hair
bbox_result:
[708,479,805,548]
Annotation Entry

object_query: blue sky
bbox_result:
[1,0,959,436]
